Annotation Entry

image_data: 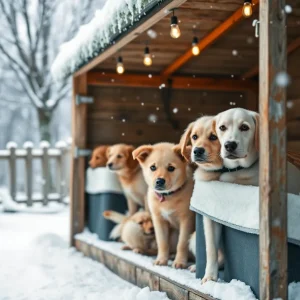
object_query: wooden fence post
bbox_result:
[24,142,33,206]
[259,0,287,299]
[56,141,67,203]
[6,142,17,201]
[41,141,50,206]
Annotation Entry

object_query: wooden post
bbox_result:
[41,141,50,206]
[70,74,88,246]
[24,142,33,207]
[7,142,17,201]
[259,1,287,299]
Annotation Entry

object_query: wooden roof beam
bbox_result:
[243,36,300,79]
[161,0,259,77]
[87,72,257,92]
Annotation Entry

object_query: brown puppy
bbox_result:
[106,144,148,215]
[103,210,157,255]
[180,116,224,282]
[133,142,195,269]
[89,145,109,168]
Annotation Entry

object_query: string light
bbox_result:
[242,0,253,18]
[143,46,152,66]
[170,10,181,39]
[116,56,124,74]
[192,37,200,56]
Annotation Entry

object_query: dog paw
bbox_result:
[121,245,131,251]
[153,258,168,266]
[201,275,217,284]
[133,248,143,254]
[172,261,188,269]
[188,264,196,273]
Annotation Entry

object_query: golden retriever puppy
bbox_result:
[180,116,224,282]
[106,144,148,215]
[133,142,195,269]
[89,145,109,168]
[103,210,157,255]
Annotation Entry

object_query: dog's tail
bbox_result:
[103,210,126,224]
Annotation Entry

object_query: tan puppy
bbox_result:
[106,144,148,215]
[103,210,157,255]
[133,142,195,269]
[180,116,224,282]
[89,145,109,168]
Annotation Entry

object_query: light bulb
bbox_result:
[191,37,200,56]
[170,15,181,39]
[143,47,152,66]
[116,56,124,74]
[243,1,253,17]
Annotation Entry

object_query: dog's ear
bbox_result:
[105,146,111,159]
[252,113,259,152]
[173,144,187,162]
[179,122,194,162]
[132,145,153,164]
[125,145,138,169]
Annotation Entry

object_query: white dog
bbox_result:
[215,107,259,185]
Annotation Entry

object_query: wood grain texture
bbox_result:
[189,292,208,300]
[70,74,88,246]
[161,0,259,76]
[136,268,160,291]
[259,0,288,299]
[117,260,136,285]
[160,278,189,300]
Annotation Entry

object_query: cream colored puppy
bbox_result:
[106,144,148,215]
[215,108,259,185]
[133,143,195,269]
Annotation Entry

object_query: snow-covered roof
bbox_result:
[51,0,160,80]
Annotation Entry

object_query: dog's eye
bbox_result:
[240,124,249,131]
[219,125,227,131]
[138,221,143,225]
[117,154,122,159]
[150,165,156,171]
[192,134,198,140]
[209,134,218,141]
[167,166,175,172]
[96,156,100,159]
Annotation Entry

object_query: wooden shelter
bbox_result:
[60,0,300,299]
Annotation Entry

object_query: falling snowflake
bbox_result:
[275,72,291,87]
[193,25,196,29]
[287,101,294,109]
[148,114,158,123]
[156,107,160,111]
[141,102,144,106]
[232,50,238,56]
[285,5,292,14]
[173,108,178,114]
[111,116,114,120]
[148,74,152,78]
[188,107,191,111]
[192,75,196,78]
[240,94,243,98]
[122,133,125,136]
[247,37,254,44]
[122,119,126,123]
[111,79,115,82]
[147,29,157,39]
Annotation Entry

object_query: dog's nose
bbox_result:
[156,178,165,187]
[193,147,205,157]
[149,227,155,234]
[107,163,113,169]
[225,141,238,153]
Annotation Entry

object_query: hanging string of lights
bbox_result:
[116,3,252,74]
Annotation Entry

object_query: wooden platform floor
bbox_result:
[75,238,215,300]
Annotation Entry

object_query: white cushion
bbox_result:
[85,167,123,194]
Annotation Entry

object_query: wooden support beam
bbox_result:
[161,0,259,76]
[243,36,300,79]
[259,0,287,299]
[74,0,188,77]
[87,72,257,92]
[70,74,88,246]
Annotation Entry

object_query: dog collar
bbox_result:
[155,182,186,203]
[209,166,245,173]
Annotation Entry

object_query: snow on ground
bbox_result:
[77,231,300,300]
[0,206,169,300]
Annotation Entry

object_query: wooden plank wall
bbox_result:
[86,86,247,148]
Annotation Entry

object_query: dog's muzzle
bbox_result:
[193,147,206,162]
[155,178,166,190]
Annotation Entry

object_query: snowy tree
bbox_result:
[0,0,102,142]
